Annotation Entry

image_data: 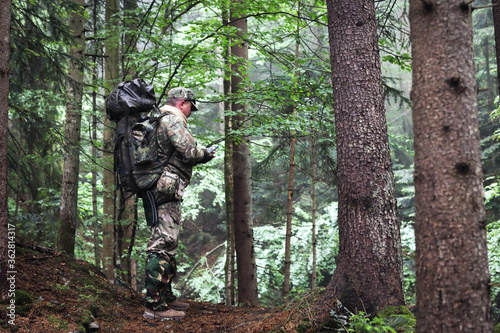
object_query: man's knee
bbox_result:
[145,253,176,285]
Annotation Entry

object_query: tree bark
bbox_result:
[91,0,101,268]
[283,2,300,299]
[223,3,236,306]
[323,0,405,314]
[311,135,317,290]
[102,0,120,283]
[58,0,85,255]
[0,0,12,302]
[116,0,139,286]
[409,1,492,331]
[493,0,500,96]
[230,0,259,306]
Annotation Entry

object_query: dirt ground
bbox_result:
[0,246,324,333]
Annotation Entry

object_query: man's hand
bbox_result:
[200,148,215,163]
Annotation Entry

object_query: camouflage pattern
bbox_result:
[166,87,198,111]
[144,105,210,311]
[156,110,207,182]
[156,166,187,202]
[146,200,182,260]
[144,253,177,311]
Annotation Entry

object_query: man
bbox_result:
[143,87,215,320]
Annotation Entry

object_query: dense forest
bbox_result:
[1,0,500,331]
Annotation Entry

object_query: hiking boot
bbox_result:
[143,308,185,320]
[167,299,190,311]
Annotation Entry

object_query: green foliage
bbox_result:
[348,312,397,333]
[6,0,422,309]
[376,306,415,333]
[14,290,34,316]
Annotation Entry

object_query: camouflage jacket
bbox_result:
[156,106,207,183]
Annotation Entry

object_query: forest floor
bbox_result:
[0,245,329,333]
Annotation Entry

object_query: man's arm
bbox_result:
[159,115,213,164]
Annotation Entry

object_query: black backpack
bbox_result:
[105,78,169,195]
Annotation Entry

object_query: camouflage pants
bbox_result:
[145,200,182,311]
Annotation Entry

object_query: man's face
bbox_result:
[179,99,192,118]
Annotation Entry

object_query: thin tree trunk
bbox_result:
[0,0,13,302]
[230,0,258,306]
[102,0,120,283]
[283,2,301,300]
[283,132,295,299]
[311,135,317,290]
[223,2,236,306]
[493,0,500,96]
[116,195,135,284]
[484,37,494,113]
[409,0,492,331]
[113,0,140,286]
[323,0,405,314]
[91,0,101,268]
[58,0,85,255]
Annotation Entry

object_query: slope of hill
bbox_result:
[0,245,318,333]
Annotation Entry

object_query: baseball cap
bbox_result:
[167,87,199,111]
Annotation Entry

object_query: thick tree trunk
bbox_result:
[58,0,85,255]
[409,1,492,331]
[230,0,259,306]
[0,0,13,302]
[102,0,120,283]
[324,0,405,314]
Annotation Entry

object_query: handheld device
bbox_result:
[207,145,219,154]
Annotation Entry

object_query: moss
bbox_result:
[47,315,69,331]
[16,247,39,255]
[375,305,415,333]
[15,290,33,307]
[296,319,312,333]
[15,290,33,316]
[79,309,94,327]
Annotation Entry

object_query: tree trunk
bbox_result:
[493,0,500,96]
[311,135,317,290]
[116,0,139,286]
[409,1,492,331]
[91,0,100,266]
[283,3,300,299]
[223,3,236,306]
[230,0,259,306]
[116,194,136,285]
[0,0,13,302]
[91,0,101,268]
[102,0,120,283]
[323,0,405,314]
[283,131,295,300]
[58,0,85,255]
[483,37,494,113]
